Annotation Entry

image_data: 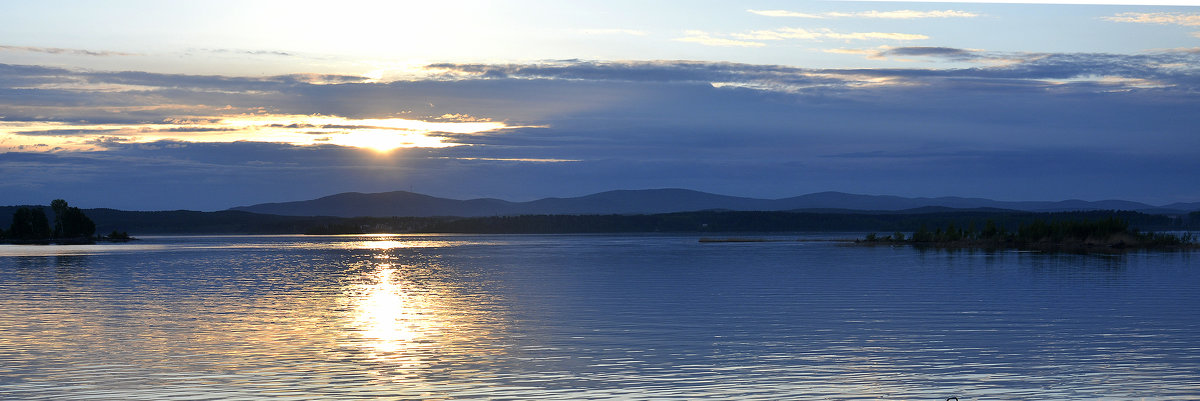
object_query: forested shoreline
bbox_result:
[855,217,1197,253]
[302,209,1199,235]
[0,200,128,244]
[1,205,1198,238]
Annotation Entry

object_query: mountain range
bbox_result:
[230,189,1200,218]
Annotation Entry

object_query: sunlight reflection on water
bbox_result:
[0,243,170,257]
[332,239,514,393]
[0,235,1198,399]
[354,265,422,351]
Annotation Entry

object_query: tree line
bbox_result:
[0,199,125,244]
[305,210,1196,235]
[3,204,1195,237]
[861,216,1196,252]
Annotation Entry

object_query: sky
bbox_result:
[1,0,1199,210]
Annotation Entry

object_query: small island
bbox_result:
[856,217,1197,253]
[0,199,132,245]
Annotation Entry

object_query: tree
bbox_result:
[982,219,999,239]
[51,199,68,238]
[50,199,68,215]
[9,207,52,241]
[49,199,95,239]
[913,224,932,242]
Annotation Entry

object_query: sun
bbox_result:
[326,129,457,153]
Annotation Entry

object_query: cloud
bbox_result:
[734,28,928,41]
[0,45,136,57]
[748,9,978,19]
[421,60,851,90]
[879,46,991,62]
[283,73,373,85]
[824,46,1004,63]
[828,46,1200,80]
[195,48,295,57]
[0,114,515,153]
[680,27,931,48]
[84,70,371,90]
[6,48,1199,121]
[0,63,370,96]
[823,48,881,56]
[886,47,974,57]
[2,53,1198,208]
[1104,12,1200,26]
[238,50,1200,96]
[674,31,766,47]
[10,128,121,136]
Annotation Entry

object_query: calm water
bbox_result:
[1,234,1198,400]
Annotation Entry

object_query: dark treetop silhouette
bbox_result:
[0,199,118,244]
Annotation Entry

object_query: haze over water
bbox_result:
[1,234,1199,399]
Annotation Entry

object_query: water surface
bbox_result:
[1,234,1198,399]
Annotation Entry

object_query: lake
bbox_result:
[1,234,1198,400]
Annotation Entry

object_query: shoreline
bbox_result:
[0,237,136,246]
[851,239,1200,254]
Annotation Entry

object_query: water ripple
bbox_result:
[1,235,1198,399]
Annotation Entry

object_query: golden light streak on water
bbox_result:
[336,236,510,386]
[352,265,428,354]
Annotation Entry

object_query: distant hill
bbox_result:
[225,191,518,219]
[228,189,1197,218]
[1163,201,1200,211]
[772,192,1162,213]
